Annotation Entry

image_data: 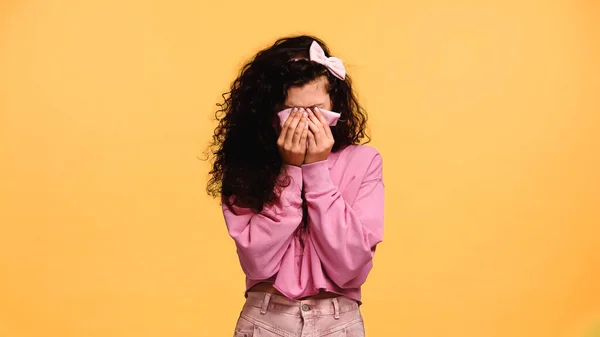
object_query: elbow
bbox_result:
[235,236,295,280]
[238,250,281,280]
[327,256,374,289]
[330,261,373,289]
[326,237,383,288]
[244,268,278,281]
[241,260,280,280]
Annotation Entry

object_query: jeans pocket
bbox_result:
[234,316,258,337]
[343,320,365,337]
[235,325,289,337]
[319,319,365,337]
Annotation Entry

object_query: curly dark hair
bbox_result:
[207,35,369,212]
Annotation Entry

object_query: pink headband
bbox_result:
[309,41,346,80]
[277,108,341,127]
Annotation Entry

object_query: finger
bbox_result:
[284,108,304,145]
[303,109,309,129]
[307,112,324,139]
[299,127,308,151]
[307,129,317,149]
[278,108,297,143]
[307,110,324,132]
[281,107,297,131]
[291,114,306,145]
[313,108,333,138]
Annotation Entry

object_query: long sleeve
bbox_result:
[222,165,304,280]
[303,152,384,289]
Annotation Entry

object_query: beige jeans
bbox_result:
[234,292,365,337]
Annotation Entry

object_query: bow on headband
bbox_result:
[309,41,346,80]
[277,108,341,128]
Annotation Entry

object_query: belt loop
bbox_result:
[260,293,272,315]
[332,297,340,319]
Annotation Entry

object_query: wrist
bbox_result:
[283,158,303,167]
[303,154,328,165]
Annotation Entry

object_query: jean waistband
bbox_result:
[245,291,359,317]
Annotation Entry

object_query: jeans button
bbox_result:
[301,304,310,311]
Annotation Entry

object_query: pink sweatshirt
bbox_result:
[222,145,384,303]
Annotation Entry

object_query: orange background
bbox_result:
[1,0,599,336]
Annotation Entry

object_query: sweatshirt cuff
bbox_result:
[301,160,334,192]
[283,165,303,189]
[280,165,303,206]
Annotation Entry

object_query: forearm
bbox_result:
[302,159,384,288]
[224,165,304,279]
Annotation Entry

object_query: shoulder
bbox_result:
[338,144,382,163]
[334,145,383,179]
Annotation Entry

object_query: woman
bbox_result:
[207,35,384,337]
